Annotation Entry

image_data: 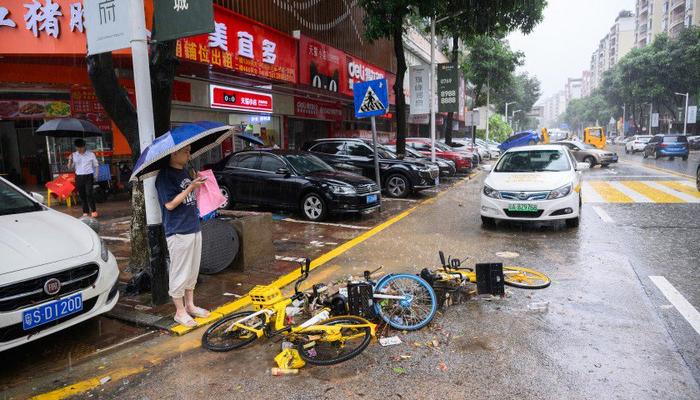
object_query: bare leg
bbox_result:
[185,289,210,317]
[173,297,191,320]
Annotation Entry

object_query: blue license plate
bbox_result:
[22,293,83,330]
[366,194,378,204]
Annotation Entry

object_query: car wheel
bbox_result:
[301,192,327,221]
[643,151,648,159]
[655,151,662,159]
[385,174,410,198]
[682,155,688,161]
[584,156,596,168]
[565,217,580,228]
[669,156,675,161]
[696,166,700,191]
[481,216,496,227]
[219,185,234,210]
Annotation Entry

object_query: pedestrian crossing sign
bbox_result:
[353,79,389,118]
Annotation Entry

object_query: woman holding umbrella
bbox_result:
[131,121,232,327]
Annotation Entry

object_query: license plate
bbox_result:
[366,194,378,204]
[507,203,538,212]
[22,293,83,330]
[612,155,618,161]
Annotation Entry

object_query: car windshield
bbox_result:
[434,142,454,151]
[374,145,397,159]
[283,154,334,174]
[0,180,42,216]
[495,150,571,172]
[579,143,598,150]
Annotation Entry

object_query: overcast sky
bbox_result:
[507,0,636,102]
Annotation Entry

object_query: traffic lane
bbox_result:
[98,173,699,399]
[586,201,700,381]
[582,159,686,180]
[612,144,700,177]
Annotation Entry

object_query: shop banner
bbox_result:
[345,54,395,104]
[153,0,214,42]
[294,97,343,121]
[177,6,296,83]
[409,65,429,115]
[0,99,71,120]
[299,35,345,94]
[210,84,273,113]
[437,62,459,113]
[70,87,111,131]
[84,0,131,55]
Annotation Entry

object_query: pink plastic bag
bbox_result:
[195,169,227,217]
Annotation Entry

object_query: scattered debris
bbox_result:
[594,363,602,368]
[133,304,152,312]
[527,301,550,313]
[223,292,242,297]
[271,368,299,376]
[379,336,403,347]
[438,362,448,372]
[392,367,407,375]
[99,376,111,385]
[495,251,520,258]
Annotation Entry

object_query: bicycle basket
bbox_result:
[250,285,283,310]
[347,282,374,318]
[475,263,504,296]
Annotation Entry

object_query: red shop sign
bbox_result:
[294,97,343,122]
[299,36,346,94]
[344,53,396,104]
[210,85,273,113]
[177,6,296,83]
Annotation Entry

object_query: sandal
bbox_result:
[174,314,197,327]
[186,306,211,318]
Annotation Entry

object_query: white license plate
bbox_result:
[22,293,83,330]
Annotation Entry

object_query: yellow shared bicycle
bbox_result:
[202,259,376,366]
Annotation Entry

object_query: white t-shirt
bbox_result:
[71,151,98,176]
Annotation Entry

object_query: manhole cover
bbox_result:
[495,251,520,258]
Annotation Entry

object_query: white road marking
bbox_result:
[581,182,605,203]
[607,181,654,203]
[383,198,419,203]
[101,236,130,242]
[605,175,682,179]
[649,276,700,337]
[592,206,614,223]
[275,255,307,263]
[280,218,370,230]
[643,181,700,203]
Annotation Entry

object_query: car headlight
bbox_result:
[100,238,109,262]
[547,183,573,200]
[483,184,501,199]
[437,160,447,167]
[328,184,356,195]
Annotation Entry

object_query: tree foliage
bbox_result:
[561,92,614,132]
[462,35,524,107]
[476,115,512,143]
[492,72,541,128]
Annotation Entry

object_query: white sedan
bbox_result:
[480,145,587,228]
[0,177,119,352]
[625,135,653,154]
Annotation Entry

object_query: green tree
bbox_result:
[476,115,512,143]
[492,72,541,128]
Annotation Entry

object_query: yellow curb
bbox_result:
[30,367,145,400]
[619,160,695,179]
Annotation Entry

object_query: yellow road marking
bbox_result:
[28,173,478,400]
[588,181,634,203]
[621,181,686,203]
[30,367,144,400]
[657,181,700,199]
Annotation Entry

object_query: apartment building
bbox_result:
[542,91,567,127]
[565,78,583,104]
[581,70,593,97]
[635,0,700,47]
[588,11,635,91]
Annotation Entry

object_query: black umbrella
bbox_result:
[236,133,265,146]
[36,118,104,138]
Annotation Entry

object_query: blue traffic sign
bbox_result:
[353,79,389,119]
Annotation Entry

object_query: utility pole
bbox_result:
[485,79,490,140]
[429,16,436,162]
[622,104,626,136]
[505,101,516,132]
[648,103,653,135]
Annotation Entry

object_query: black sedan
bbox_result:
[210,150,380,221]
[383,144,456,177]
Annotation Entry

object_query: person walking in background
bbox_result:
[68,138,99,217]
[155,145,210,327]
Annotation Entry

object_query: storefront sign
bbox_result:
[299,35,345,93]
[0,99,71,120]
[409,65,429,115]
[153,0,214,42]
[437,62,459,113]
[294,97,343,121]
[84,0,131,55]
[0,1,153,55]
[210,85,272,113]
[70,86,111,130]
[177,6,296,83]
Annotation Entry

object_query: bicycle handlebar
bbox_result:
[294,258,311,295]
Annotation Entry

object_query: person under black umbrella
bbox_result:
[68,138,99,218]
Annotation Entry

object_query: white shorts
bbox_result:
[166,232,202,298]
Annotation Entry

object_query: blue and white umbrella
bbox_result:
[130,121,232,181]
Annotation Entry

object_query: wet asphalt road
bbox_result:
[68,157,700,400]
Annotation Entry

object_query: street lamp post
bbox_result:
[648,103,653,135]
[675,92,689,135]
[511,110,522,133]
[429,10,465,162]
[622,104,626,136]
[505,101,516,129]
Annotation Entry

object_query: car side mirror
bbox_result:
[481,164,493,172]
[31,192,45,204]
[575,162,590,171]
[276,168,290,176]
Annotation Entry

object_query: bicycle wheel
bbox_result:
[202,311,264,352]
[373,274,437,331]
[503,266,551,289]
[295,315,372,366]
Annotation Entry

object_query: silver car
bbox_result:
[558,140,619,167]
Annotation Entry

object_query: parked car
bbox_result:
[687,135,700,150]
[0,177,119,352]
[475,138,501,159]
[480,144,585,228]
[558,140,618,167]
[396,137,473,172]
[443,139,488,162]
[498,130,542,152]
[303,138,439,198]
[384,145,456,177]
[625,135,653,154]
[210,150,380,221]
[643,135,689,160]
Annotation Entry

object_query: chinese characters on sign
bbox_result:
[294,97,343,122]
[0,7,17,28]
[409,65,429,115]
[24,0,63,38]
[177,6,296,83]
[173,0,188,12]
[437,62,459,113]
[69,2,83,32]
[98,0,115,24]
[210,85,273,113]
[84,0,131,55]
